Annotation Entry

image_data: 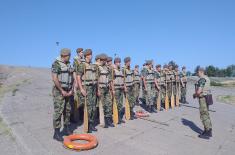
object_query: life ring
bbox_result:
[135,111,149,118]
[63,134,98,151]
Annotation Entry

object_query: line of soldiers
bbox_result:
[51,48,188,142]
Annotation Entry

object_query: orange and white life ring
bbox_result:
[63,134,98,151]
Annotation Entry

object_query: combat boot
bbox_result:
[53,128,63,142]
[151,105,157,113]
[198,129,211,139]
[107,117,115,127]
[118,112,125,124]
[104,117,109,128]
[63,125,73,136]
[208,128,212,137]
[90,123,98,132]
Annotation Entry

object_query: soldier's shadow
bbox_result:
[181,118,203,134]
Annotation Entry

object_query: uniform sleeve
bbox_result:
[76,63,84,76]
[51,61,60,74]
[198,78,206,88]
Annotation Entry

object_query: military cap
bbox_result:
[163,64,168,68]
[107,57,113,62]
[76,48,83,53]
[145,60,153,65]
[156,64,161,68]
[95,54,101,60]
[182,66,186,69]
[124,57,131,63]
[198,67,205,72]
[135,65,139,68]
[84,49,92,57]
[100,54,108,60]
[114,57,121,63]
[60,48,71,56]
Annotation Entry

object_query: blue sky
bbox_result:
[0,0,235,71]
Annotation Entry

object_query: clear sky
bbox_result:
[0,0,235,71]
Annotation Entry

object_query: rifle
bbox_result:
[83,64,88,133]
[170,79,175,108]
[124,67,130,120]
[112,67,119,126]
[165,73,169,111]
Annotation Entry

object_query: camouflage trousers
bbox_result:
[126,86,135,110]
[199,97,212,131]
[80,85,97,124]
[160,85,166,105]
[114,88,124,113]
[167,82,172,102]
[99,87,112,118]
[142,82,147,103]
[133,83,140,103]
[145,83,155,106]
[52,87,72,129]
[181,82,187,100]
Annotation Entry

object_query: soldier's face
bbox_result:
[62,54,70,62]
[86,55,92,62]
[157,67,161,72]
[183,68,186,72]
[101,60,106,65]
[198,71,203,77]
[126,61,130,67]
[108,61,112,66]
[115,62,120,68]
[79,51,83,57]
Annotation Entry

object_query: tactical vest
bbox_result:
[114,68,124,89]
[123,67,133,87]
[57,58,73,89]
[181,71,187,83]
[160,71,166,85]
[174,71,180,82]
[133,71,141,84]
[81,63,97,85]
[98,65,109,88]
[145,68,155,84]
[201,76,211,96]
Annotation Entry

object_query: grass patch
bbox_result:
[217,95,235,105]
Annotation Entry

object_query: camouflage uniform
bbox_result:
[98,64,112,118]
[123,66,135,114]
[141,66,147,103]
[133,69,141,104]
[113,66,125,122]
[51,57,74,129]
[166,70,172,104]
[76,62,98,125]
[195,75,212,131]
[142,66,155,108]
[160,70,166,106]
[180,71,187,103]
[155,70,161,106]
[71,55,85,122]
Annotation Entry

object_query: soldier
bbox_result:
[161,65,168,108]
[193,67,212,139]
[133,65,141,105]
[107,57,113,70]
[76,49,99,133]
[112,57,125,124]
[71,48,85,123]
[123,57,137,120]
[165,64,173,106]
[97,54,114,128]
[155,64,163,111]
[142,60,157,113]
[180,66,188,104]
[51,48,74,142]
[141,63,147,104]
[174,65,180,106]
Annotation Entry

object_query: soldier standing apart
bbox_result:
[51,48,74,142]
[180,66,188,104]
[76,49,100,133]
[142,60,157,113]
[193,67,213,139]
[133,65,141,105]
[98,54,115,128]
[123,57,137,120]
[155,64,163,111]
[112,57,125,124]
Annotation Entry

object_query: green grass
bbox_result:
[217,95,235,105]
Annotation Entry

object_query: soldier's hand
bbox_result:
[193,93,196,99]
[67,90,73,96]
[61,90,68,97]
[81,89,87,97]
